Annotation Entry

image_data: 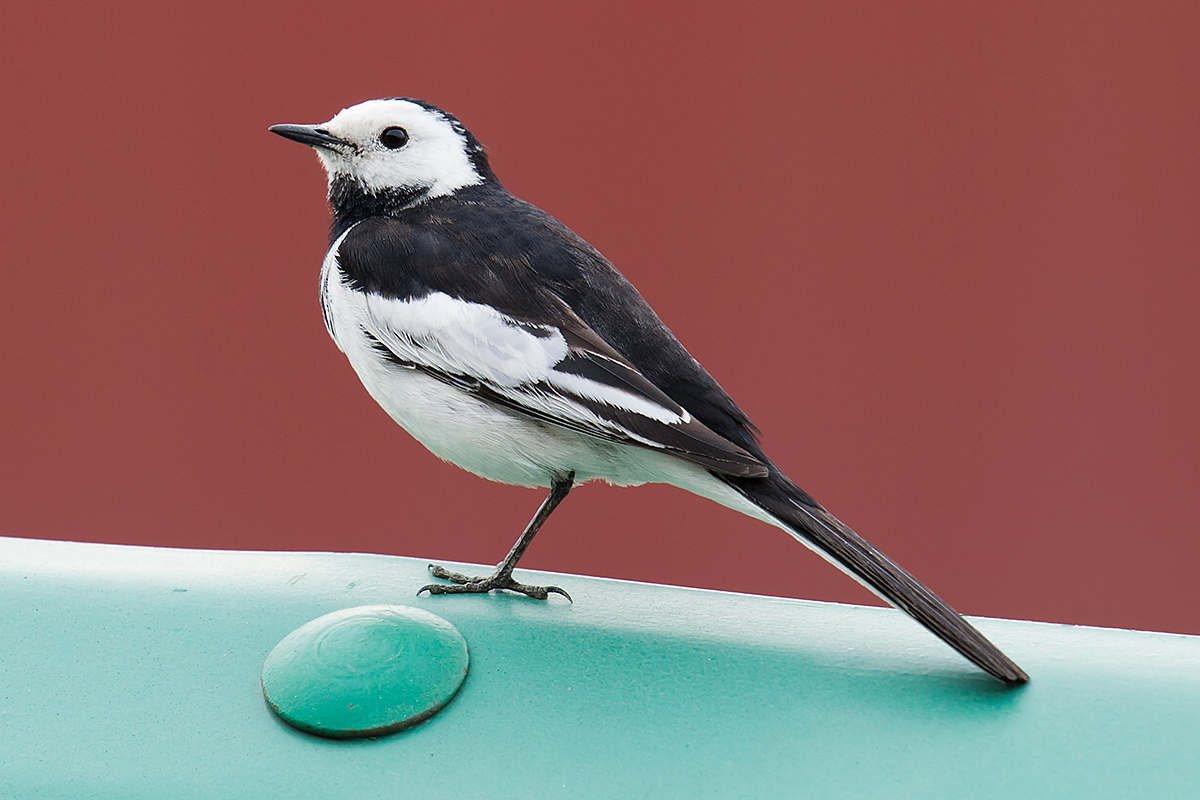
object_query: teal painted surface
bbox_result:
[261,605,469,738]
[0,536,1196,798]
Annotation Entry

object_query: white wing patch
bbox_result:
[361,291,690,429]
[364,291,566,385]
[548,368,691,425]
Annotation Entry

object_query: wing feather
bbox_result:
[360,291,768,478]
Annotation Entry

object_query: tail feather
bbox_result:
[726,472,1029,686]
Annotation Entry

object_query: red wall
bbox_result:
[3,2,1197,634]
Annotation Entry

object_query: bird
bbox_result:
[269,98,1028,686]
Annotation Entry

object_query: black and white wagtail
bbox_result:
[270,98,1028,685]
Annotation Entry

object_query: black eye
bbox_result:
[379,126,409,149]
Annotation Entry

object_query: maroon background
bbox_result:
[3,3,1197,634]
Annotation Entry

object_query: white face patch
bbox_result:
[314,99,483,198]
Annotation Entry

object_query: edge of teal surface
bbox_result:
[0,536,1196,799]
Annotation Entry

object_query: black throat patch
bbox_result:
[327,176,430,243]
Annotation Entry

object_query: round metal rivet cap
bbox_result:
[262,604,469,739]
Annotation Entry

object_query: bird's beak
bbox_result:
[268,124,349,151]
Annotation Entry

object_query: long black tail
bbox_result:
[725,471,1029,685]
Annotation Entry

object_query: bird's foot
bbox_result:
[418,563,571,601]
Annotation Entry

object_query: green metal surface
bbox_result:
[261,605,468,739]
[0,536,1197,798]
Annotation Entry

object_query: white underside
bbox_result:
[320,239,783,529]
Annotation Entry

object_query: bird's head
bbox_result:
[270,98,494,201]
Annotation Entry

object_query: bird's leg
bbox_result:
[419,472,575,601]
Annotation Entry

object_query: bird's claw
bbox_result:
[418,563,571,602]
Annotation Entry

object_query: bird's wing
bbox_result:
[356,289,768,477]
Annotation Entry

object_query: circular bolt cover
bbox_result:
[262,604,469,739]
